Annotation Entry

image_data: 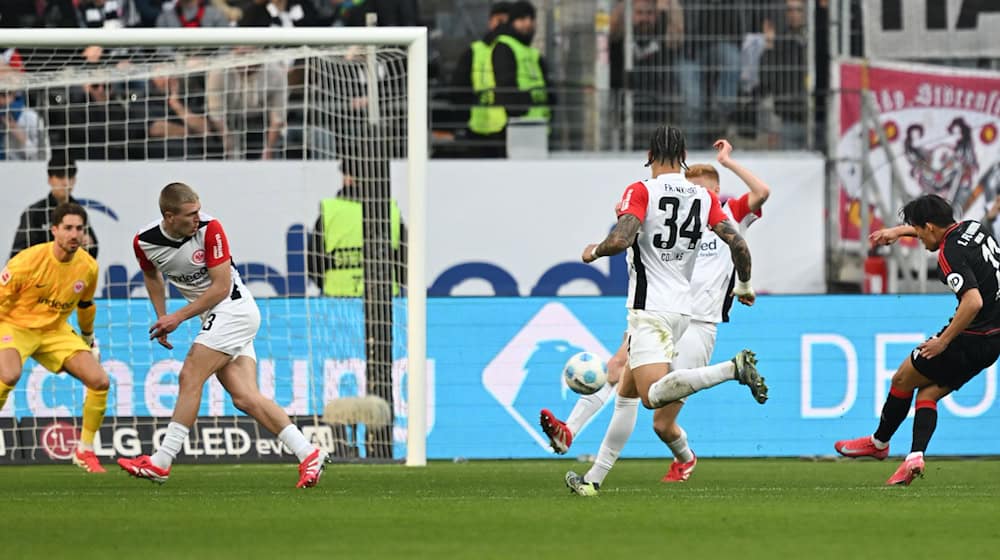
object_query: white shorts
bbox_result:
[626,309,690,369]
[193,297,260,362]
[673,320,718,370]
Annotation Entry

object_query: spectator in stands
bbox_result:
[442,1,511,158]
[325,0,420,27]
[463,0,550,158]
[157,0,230,27]
[609,0,684,149]
[0,89,45,161]
[241,0,322,27]
[130,73,214,159]
[10,155,99,260]
[205,47,288,159]
[122,0,164,27]
[760,0,807,149]
[0,2,40,28]
[680,0,745,144]
[43,0,82,27]
[70,79,128,160]
[0,65,45,161]
[76,0,125,28]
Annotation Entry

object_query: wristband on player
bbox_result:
[590,245,600,260]
[81,331,95,346]
[734,279,754,295]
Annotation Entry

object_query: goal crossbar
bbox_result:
[0,27,429,467]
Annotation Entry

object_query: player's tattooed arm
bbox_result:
[584,214,641,262]
[712,218,752,281]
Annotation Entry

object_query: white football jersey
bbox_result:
[133,213,249,304]
[689,193,761,324]
[617,173,728,314]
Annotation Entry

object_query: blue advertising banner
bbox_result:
[3,295,997,460]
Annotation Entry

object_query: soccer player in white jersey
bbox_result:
[557,127,766,496]
[540,139,771,488]
[117,183,328,488]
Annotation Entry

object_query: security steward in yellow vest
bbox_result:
[445,2,511,158]
[483,1,551,157]
[307,186,405,297]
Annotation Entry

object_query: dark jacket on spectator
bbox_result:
[491,27,553,120]
[11,193,99,260]
[760,28,807,122]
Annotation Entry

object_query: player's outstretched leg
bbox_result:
[539,409,573,454]
[833,435,889,460]
[564,471,600,497]
[218,356,329,488]
[732,350,768,404]
[118,455,171,484]
[886,452,925,486]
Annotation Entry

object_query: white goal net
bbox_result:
[0,28,427,467]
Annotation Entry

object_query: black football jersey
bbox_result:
[937,220,1000,334]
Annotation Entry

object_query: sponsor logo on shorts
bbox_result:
[41,421,79,460]
[73,280,85,293]
[1,335,12,343]
[192,249,206,265]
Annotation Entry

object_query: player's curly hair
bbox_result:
[50,202,87,226]
[901,194,956,228]
[645,125,687,170]
[159,182,200,216]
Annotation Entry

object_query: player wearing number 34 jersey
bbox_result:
[118,182,328,488]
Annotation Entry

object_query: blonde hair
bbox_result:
[685,164,720,184]
[159,182,199,215]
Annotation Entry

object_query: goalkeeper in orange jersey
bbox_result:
[0,202,109,473]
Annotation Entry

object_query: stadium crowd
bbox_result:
[0,0,819,162]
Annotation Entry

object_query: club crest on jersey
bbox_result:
[192,249,206,265]
[0,267,9,286]
[73,280,85,293]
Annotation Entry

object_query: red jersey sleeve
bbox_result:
[132,234,155,271]
[706,189,728,227]
[616,181,649,222]
[204,220,232,268]
[727,192,762,223]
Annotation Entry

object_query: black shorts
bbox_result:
[910,333,1000,390]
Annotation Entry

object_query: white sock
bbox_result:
[77,440,94,452]
[666,427,694,463]
[906,451,924,461]
[871,435,889,450]
[566,382,615,436]
[648,362,736,407]
[584,396,639,486]
[278,424,315,462]
[151,421,190,470]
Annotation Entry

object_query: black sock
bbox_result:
[873,389,913,443]
[911,402,938,453]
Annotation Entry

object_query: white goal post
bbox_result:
[0,27,428,467]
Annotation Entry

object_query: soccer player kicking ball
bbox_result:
[0,203,109,472]
[541,139,770,486]
[556,126,765,496]
[836,194,1000,485]
[118,183,328,488]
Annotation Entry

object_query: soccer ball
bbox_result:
[562,351,608,395]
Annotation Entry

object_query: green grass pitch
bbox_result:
[2,458,998,559]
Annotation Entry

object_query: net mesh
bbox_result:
[0,43,411,464]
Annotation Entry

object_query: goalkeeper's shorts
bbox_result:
[0,321,90,372]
